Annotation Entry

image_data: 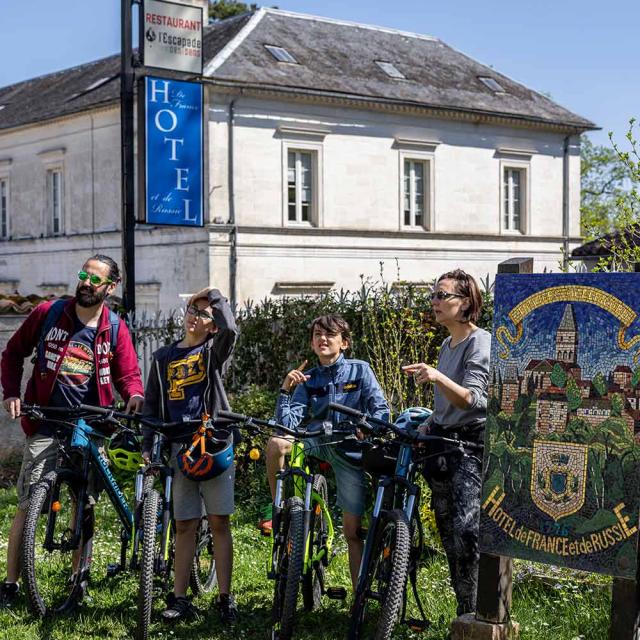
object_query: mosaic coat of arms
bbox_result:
[479,274,640,577]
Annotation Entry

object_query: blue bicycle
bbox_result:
[327,402,483,640]
[20,403,139,617]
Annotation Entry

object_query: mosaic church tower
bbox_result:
[555,304,578,364]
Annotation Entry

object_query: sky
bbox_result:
[0,0,638,147]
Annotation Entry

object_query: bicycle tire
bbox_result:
[190,516,217,595]
[348,509,410,640]
[21,470,90,618]
[136,488,161,640]
[272,496,305,640]
[302,474,328,611]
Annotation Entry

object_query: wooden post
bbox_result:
[610,578,639,639]
[475,259,531,625]
[451,258,531,640]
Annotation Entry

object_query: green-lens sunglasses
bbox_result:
[78,270,113,287]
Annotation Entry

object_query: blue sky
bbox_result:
[1,0,638,147]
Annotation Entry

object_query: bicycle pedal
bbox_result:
[405,618,430,632]
[106,563,121,578]
[325,587,347,600]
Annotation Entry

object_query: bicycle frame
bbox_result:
[44,419,133,556]
[270,441,336,579]
[132,432,174,574]
[358,440,420,594]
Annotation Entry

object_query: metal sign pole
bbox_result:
[120,0,136,315]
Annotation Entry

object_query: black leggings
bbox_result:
[426,451,482,616]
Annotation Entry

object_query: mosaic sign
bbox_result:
[479,273,640,577]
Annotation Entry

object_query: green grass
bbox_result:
[0,482,612,640]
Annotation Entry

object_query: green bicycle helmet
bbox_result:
[107,432,143,472]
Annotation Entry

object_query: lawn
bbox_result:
[0,480,612,640]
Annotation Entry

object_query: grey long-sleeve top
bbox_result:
[432,327,491,427]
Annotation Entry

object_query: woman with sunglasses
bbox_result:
[402,269,490,619]
[141,287,240,625]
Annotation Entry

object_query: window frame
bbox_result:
[281,139,323,228]
[500,160,529,235]
[0,175,9,240]
[48,167,64,236]
[398,149,435,231]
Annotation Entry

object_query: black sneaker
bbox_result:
[0,582,19,607]
[217,593,238,624]
[161,592,199,622]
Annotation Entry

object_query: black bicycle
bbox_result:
[328,402,483,640]
[133,414,219,640]
[20,403,140,618]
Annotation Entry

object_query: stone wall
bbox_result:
[0,315,29,460]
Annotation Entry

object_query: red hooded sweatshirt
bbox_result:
[1,298,144,436]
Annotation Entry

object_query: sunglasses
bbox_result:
[430,290,465,301]
[186,305,213,321]
[78,270,113,287]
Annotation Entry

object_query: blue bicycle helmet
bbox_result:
[394,407,432,431]
[176,426,234,481]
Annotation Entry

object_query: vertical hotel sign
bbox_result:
[142,0,203,74]
[141,77,203,226]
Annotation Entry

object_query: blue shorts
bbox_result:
[304,437,368,517]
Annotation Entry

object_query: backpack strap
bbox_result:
[108,309,119,351]
[35,299,67,371]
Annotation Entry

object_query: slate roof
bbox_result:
[558,304,576,332]
[0,9,595,133]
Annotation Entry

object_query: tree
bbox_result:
[550,362,567,388]
[566,377,582,411]
[209,0,259,21]
[632,366,640,389]
[593,372,608,397]
[580,120,640,272]
[581,135,634,237]
[610,392,624,416]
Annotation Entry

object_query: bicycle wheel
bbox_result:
[272,496,305,640]
[348,509,410,640]
[190,516,217,595]
[302,474,328,611]
[136,488,161,640]
[22,470,91,617]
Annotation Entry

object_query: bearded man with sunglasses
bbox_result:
[0,254,144,607]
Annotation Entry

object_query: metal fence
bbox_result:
[127,309,183,384]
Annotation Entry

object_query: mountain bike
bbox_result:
[219,409,354,640]
[328,402,483,640]
[132,414,219,640]
[20,403,139,617]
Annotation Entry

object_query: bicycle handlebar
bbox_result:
[216,409,355,439]
[326,402,484,451]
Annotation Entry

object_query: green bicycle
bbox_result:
[219,409,352,640]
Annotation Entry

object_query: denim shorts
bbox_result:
[304,437,368,517]
[169,443,235,521]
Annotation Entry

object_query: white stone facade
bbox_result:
[0,88,582,311]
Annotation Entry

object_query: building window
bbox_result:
[287,150,314,223]
[403,159,428,228]
[49,169,63,235]
[503,167,526,232]
[0,178,8,239]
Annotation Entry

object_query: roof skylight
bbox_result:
[478,76,505,93]
[375,60,406,80]
[265,45,298,64]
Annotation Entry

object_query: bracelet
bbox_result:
[280,387,291,396]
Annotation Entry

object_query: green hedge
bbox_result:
[228,275,493,416]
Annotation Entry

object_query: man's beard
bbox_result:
[76,284,108,308]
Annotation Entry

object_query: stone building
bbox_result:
[0,6,595,310]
